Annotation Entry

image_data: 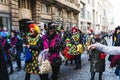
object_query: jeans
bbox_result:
[16,51,21,68]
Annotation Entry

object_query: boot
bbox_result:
[65,60,68,66]
[16,67,21,71]
[9,65,14,75]
[99,72,102,80]
[74,66,79,70]
[70,60,73,65]
[90,72,95,80]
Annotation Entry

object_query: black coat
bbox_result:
[0,43,9,80]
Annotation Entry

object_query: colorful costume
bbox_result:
[25,34,42,74]
[69,33,84,55]
[63,38,74,60]
[70,27,83,69]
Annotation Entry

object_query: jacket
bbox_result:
[89,38,107,72]
[42,34,61,64]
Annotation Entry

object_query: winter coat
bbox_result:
[0,43,9,80]
[10,36,23,52]
[42,34,61,64]
[89,38,107,72]
[25,35,43,74]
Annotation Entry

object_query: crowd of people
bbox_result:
[0,21,120,80]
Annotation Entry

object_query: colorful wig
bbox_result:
[29,24,40,34]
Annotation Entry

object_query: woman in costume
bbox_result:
[42,22,61,80]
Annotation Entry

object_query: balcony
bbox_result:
[54,0,80,12]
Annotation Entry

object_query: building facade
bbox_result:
[40,0,80,31]
[79,0,114,32]
[79,0,94,32]
[0,0,11,31]
[0,0,80,31]
[103,0,114,31]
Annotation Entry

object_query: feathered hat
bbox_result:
[71,27,78,33]
[29,24,40,34]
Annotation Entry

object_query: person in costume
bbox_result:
[70,27,84,70]
[63,38,74,65]
[42,22,61,80]
[23,23,48,80]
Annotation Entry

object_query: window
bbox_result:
[67,12,71,19]
[87,11,91,20]
[80,2,85,18]
[0,0,7,3]
[88,0,91,4]
[92,0,94,7]
[0,17,10,30]
[41,3,50,14]
[18,0,31,9]
[56,8,62,16]
[0,0,3,3]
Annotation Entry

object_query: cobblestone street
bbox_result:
[9,38,119,80]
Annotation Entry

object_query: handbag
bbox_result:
[25,47,32,63]
[38,49,52,74]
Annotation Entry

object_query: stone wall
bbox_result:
[10,0,19,30]
[32,0,41,24]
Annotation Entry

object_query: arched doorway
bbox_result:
[19,19,31,33]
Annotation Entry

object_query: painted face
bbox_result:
[73,29,76,33]
[30,28,35,35]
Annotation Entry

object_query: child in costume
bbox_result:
[63,38,74,65]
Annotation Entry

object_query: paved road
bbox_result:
[9,37,119,80]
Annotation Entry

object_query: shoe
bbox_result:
[9,71,13,75]
[78,66,81,69]
[74,67,79,70]
[65,63,68,66]
[70,61,73,65]
[16,67,21,71]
